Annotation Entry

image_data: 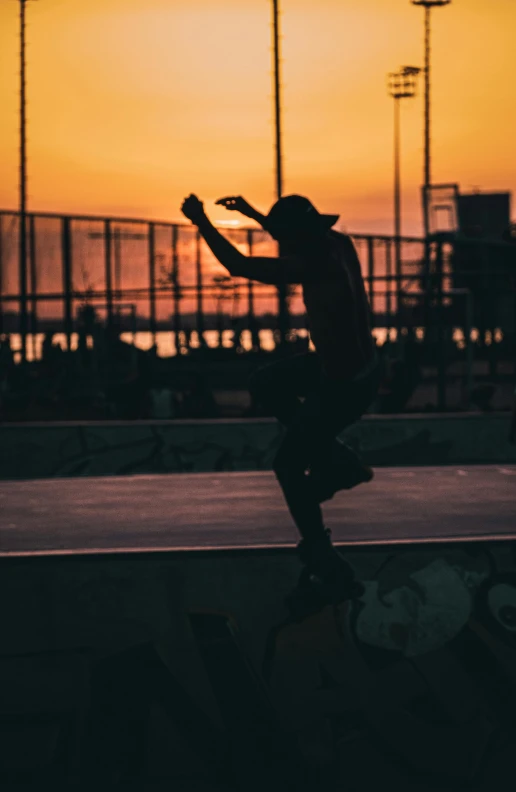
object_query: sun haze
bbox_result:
[0,0,514,236]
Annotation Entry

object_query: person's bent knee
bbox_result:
[273,446,304,480]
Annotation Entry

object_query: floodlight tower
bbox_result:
[18,0,34,365]
[271,0,289,344]
[411,0,451,238]
[387,67,420,261]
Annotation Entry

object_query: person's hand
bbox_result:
[181,194,206,224]
[215,196,254,218]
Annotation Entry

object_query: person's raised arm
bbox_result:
[182,194,245,272]
[215,196,268,229]
[181,194,312,285]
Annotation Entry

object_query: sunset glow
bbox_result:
[0,0,515,236]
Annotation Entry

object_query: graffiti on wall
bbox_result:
[1,543,516,790]
[1,415,515,479]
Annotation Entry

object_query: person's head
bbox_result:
[264,195,339,252]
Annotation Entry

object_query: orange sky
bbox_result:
[0,0,515,237]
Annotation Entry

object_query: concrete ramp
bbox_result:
[0,468,515,790]
[1,465,515,555]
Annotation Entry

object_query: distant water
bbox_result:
[6,326,504,363]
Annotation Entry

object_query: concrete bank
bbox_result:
[0,412,514,479]
[1,540,515,787]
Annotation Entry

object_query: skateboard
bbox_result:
[285,564,365,622]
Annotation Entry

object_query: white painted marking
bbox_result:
[499,468,516,475]
[457,470,468,476]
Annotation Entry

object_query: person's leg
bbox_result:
[309,362,383,498]
[272,391,360,587]
[272,419,325,543]
[247,352,321,426]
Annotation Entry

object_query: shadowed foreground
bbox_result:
[1,467,516,790]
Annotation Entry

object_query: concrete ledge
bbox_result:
[0,541,515,786]
[0,413,515,479]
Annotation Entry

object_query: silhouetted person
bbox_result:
[379,329,422,413]
[39,330,66,411]
[181,192,382,598]
[42,329,64,363]
[97,320,147,418]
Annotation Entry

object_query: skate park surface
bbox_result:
[1,465,515,556]
[1,465,516,790]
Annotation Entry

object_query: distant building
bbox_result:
[457,191,511,239]
[449,189,515,336]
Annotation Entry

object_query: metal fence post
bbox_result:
[247,229,259,351]
[435,240,446,410]
[196,229,205,348]
[366,237,375,315]
[396,236,403,331]
[61,216,73,352]
[149,222,157,346]
[18,212,28,363]
[385,238,393,330]
[113,226,122,299]
[104,219,113,329]
[29,214,37,347]
[171,224,182,355]
[395,231,402,319]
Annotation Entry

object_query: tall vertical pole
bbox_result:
[388,66,420,328]
[19,0,28,365]
[423,5,431,238]
[148,223,157,347]
[422,8,432,346]
[61,217,73,353]
[195,229,205,349]
[413,0,451,403]
[393,96,401,272]
[247,229,260,351]
[272,0,283,201]
[272,0,289,346]
[171,224,182,355]
[29,213,37,344]
[412,0,451,233]
[412,0,451,360]
[114,227,121,297]
[104,219,113,330]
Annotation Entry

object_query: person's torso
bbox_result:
[301,231,375,379]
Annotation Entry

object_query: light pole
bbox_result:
[387,66,420,277]
[411,0,451,239]
[271,0,289,345]
[18,0,33,365]
[271,0,283,201]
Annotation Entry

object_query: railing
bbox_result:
[0,209,431,346]
[0,209,515,413]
